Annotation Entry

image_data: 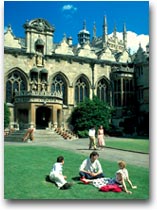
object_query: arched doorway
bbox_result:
[36,106,51,129]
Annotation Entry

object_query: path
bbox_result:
[4,137,149,168]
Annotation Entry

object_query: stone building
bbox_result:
[4,17,149,135]
[133,44,149,135]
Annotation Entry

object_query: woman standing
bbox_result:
[97,125,105,149]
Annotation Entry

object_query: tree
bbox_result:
[4,103,10,129]
[67,96,114,137]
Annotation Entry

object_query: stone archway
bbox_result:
[36,106,51,129]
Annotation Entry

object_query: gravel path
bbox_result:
[5,137,149,168]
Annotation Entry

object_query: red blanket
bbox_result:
[99,184,122,192]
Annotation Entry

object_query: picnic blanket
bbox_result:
[92,178,122,192]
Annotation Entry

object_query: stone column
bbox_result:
[52,105,57,128]
[90,63,95,99]
[58,109,62,128]
[29,104,35,128]
[26,31,30,53]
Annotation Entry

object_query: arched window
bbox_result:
[6,70,27,103]
[75,77,89,104]
[113,77,134,107]
[51,74,67,105]
[97,78,110,103]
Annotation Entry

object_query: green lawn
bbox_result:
[4,144,149,200]
[105,137,149,153]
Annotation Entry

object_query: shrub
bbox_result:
[4,103,10,129]
[67,96,114,136]
[77,130,89,138]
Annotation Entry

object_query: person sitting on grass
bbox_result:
[48,156,72,190]
[115,160,137,194]
[79,151,105,182]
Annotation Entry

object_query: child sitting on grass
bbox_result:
[48,156,72,190]
[115,160,137,194]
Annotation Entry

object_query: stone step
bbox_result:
[4,129,65,142]
[4,130,27,142]
[4,128,79,143]
[34,130,64,141]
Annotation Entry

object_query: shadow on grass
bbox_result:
[45,175,57,187]
[71,176,90,185]
[72,176,80,181]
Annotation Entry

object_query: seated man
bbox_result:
[79,151,105,181]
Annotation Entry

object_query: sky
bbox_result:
[4,0,149,54]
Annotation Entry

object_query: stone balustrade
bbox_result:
[15,90,63,104]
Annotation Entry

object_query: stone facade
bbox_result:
[133,44,149,135]
[4,17,149,136]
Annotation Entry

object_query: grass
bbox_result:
[4,144,149,200]
[105,137,149,153]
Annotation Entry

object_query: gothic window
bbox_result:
[117,79,121,91]
[113,79,121,107]
[97,78,110,103]
[113,78,134,107]
[114,79,121,92]
[75,77,89,104]
[6,70,27,103]
[114,93,121,107]
[114,80,117,92]
[123,79,134,106]
[51,74,67,105]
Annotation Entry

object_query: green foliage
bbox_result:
[67,96,114,136]
[4,103,10,129]
[77,130,89,138]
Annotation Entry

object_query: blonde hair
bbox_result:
[118,160,126,169]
